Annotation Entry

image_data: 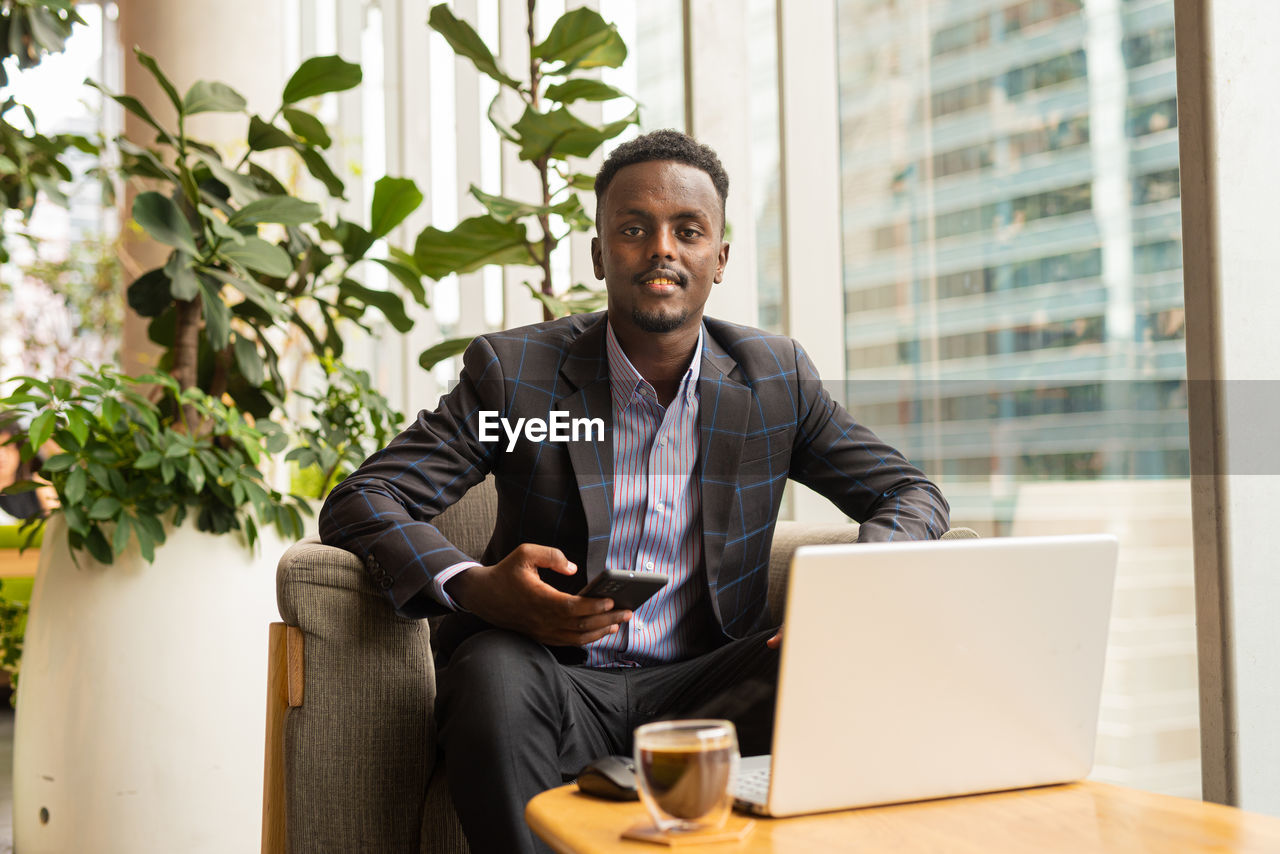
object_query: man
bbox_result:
[320,129,949,853]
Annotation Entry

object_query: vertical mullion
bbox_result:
[454,0,488,336]
[684,0,758,327]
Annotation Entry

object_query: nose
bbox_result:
[648,225,677,261]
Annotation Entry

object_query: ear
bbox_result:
[714,241,730,284]
[591,236,604,280]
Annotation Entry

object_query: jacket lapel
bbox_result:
[697,327,751,606]
[557,315,614,579]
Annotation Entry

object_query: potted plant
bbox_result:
[0,42,430,852]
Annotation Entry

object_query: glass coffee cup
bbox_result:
[633,719,740,833]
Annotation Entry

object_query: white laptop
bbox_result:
[734,534,1118,817]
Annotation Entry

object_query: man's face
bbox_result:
[591,160,729,337]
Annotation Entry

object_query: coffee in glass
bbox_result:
[633,719,739,833]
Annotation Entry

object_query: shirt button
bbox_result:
[634,618,644,628]
[658,437,667,446]
[644,561,655,570]
[655,502,664,512]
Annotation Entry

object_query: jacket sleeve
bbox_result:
[318,335,505,616]
[786,340,950,541]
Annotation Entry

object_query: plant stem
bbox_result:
[528,0,554,321]
[172,297,202,393]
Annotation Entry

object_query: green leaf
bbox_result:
[418,336,474,370]
[282,108,332,148]
[468,187,540,222]
[133,192,199,256]
[533,7,627,72]
[65,466,87,504]
[427,4,519,88]
[183,80,247,114]
[371,258,427,306]
[195,152,263,203]
[248,116,295,151]
[566,172,596,191]
[65,407,90,447]
[200,205,248,245]
[227,196,322,227]
[232,335,265,386]
[134,48,184,116]
[84,526,112,564]
[413,215,535,278]
[134,452,162,469]
[187,457,206,494]
[369,176,423,239]
[86,80,168,137]
[337,279,413,333]
[543,79,627,104]
[113,514,132,556]
[205,269,288,321]
[41,454,76,473]
[294,146,344,198]
[198,276,231,350]
[469,186,589,225]
[29,410,55,452]
[220,236,294,278]
[88,496,122,521]
[511,106,636,162]
[282,55,362,104]
[127,268,172,318]
[164,250,200,301]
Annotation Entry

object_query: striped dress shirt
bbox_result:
[428,321,711,668]
[588,322,707,667]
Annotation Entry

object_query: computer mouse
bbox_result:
[575,754,639,801]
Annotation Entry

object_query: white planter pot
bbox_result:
[12,514,286,854]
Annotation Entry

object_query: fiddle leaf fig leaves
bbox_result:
[282,55,362,104]
[413,215,536,279]
[428,4,520,89]
[533,7,627,72]
[183,80,247,115]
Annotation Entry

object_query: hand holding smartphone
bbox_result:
[579,569,668,612]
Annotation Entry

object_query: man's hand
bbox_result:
[766,625,783,650]
[445,543,632,646]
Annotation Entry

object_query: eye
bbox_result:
[679,228,703,239]
[621,226,644,237]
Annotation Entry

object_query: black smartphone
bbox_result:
[578,569,668,612]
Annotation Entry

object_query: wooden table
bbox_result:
[526,781,1280,853]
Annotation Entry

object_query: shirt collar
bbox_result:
[605,319,703,411]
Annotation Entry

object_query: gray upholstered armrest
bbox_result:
[276,539,436,854]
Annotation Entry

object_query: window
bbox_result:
[836,0,1195,798]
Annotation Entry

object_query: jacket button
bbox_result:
[378,577,393,590]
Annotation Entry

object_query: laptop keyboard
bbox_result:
[734,763,771,803]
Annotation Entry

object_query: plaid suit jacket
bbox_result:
[320,312,949,659]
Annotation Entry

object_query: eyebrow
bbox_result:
[614,208,710,220]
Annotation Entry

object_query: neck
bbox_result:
[609,314,701,406]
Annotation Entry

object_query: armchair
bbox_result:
[261,478,974,853]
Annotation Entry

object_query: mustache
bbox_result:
[634,268,686,286]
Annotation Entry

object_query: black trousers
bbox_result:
[435,628,780,854]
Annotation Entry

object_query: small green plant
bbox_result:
[0,582,27,707]
[286,358,403,499]
[0,366,309,564]
[100,48,427,416]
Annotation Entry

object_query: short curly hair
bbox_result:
[594,129,729,231]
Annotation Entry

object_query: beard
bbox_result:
[632,305,689,333]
